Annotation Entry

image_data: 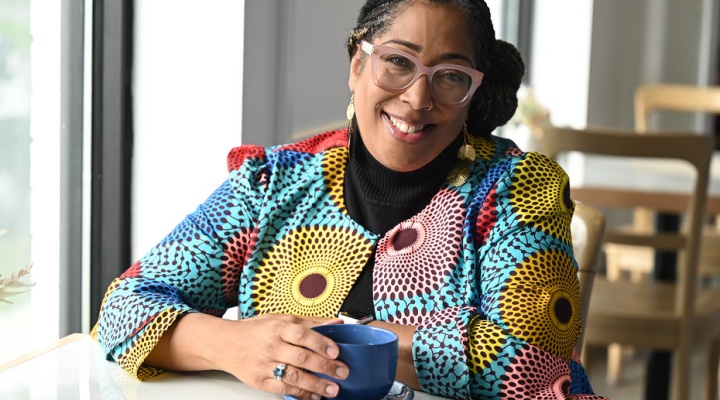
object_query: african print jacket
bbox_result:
[94,128,606,399]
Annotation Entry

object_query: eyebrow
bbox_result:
[381,39,475,66]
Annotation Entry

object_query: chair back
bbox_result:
[635,84,720,132]
[540,125,713,317]
[635,83,720,281]
[570,202,605,354]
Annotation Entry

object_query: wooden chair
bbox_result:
[603,84,720,384]
[634,84,720,281]
[570,202,606,357]
[634,84,720,133]
[539,124,720,400]
[634,83,720,255]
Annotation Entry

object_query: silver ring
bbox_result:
[273,363,287,381]
[424,101,433,111]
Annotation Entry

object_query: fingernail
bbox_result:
[311,395,322,400]
[336,366,349,379]
[325,384,339,397]
[326,346,339,358]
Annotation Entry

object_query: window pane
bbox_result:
[486,0,504,39]
[0,0,63,363]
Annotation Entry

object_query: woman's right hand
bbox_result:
[145,312,349,400]
[222,313,349,399]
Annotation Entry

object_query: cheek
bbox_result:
[454,108,470,127]
[441,107,469,130]
[356,84,391,117]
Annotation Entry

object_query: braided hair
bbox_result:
[346,0,524,139]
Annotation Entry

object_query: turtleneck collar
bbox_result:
[344,119,463,233]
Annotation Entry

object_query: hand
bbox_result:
[220,314,348,400]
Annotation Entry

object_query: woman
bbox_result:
[93,1,606,399]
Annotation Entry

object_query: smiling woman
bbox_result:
[93,1,607,399]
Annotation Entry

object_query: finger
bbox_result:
[274,339,348,380]
[275,364,340,400]
[278,322,341,360]
[281,384,322,400]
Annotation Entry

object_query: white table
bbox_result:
[0,334,447,400]
[571,152,720,209]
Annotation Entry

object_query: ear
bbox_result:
[348,53,362,92]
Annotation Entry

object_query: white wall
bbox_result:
[587,0,718,131]
[531,0,718,131]
[132,1,245,260]
[242,0,363,147]
[530,0,594,129]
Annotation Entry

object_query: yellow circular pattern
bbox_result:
[508,152,572,243]
[254,225,373,318]
[291,266,335,307]
[500,249,580,362]
[467,318,507,375]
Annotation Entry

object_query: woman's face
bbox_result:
[348,1,475,172]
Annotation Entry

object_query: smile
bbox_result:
[387,114,427,134]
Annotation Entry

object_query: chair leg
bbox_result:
[606,343,623,386]
[704,340,720,400]
[672,347,692,400]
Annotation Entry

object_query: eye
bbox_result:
[382,54,413,70]
[437,69,470,85]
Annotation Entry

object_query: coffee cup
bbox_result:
[311,324,399,400]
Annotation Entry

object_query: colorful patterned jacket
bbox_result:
[94,128,605,399]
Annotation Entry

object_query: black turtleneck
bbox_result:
[340,122,463,317]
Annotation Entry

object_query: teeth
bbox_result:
[389,115,426,134]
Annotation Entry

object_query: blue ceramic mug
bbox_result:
[311,324,399,400]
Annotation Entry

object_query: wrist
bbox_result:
[173,313,233,370]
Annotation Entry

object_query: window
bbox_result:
[1,0,58,362]
[0,0,86,364]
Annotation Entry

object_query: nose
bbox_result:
[399,74,433,111]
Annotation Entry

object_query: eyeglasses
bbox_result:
[361,40,484,107]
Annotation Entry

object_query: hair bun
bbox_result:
[469,39,525,136]
[487,40,524,91]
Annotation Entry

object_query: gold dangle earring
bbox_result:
[447,123,476,187]
[346,94,355,152]
[458,124,477,162]
[346,93,355,121]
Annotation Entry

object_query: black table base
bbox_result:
[644,214,680,400]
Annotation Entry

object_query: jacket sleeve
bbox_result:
[92,145,268,380]
[413,152,605,399]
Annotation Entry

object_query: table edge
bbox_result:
[0,333,87,372]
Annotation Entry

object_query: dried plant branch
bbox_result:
[0,227,36,304]
[0,263,35,304]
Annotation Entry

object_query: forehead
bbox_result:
[378,1,474,60]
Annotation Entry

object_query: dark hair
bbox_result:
[346,0,524,138]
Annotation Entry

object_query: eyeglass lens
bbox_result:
[375,52,473,104]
